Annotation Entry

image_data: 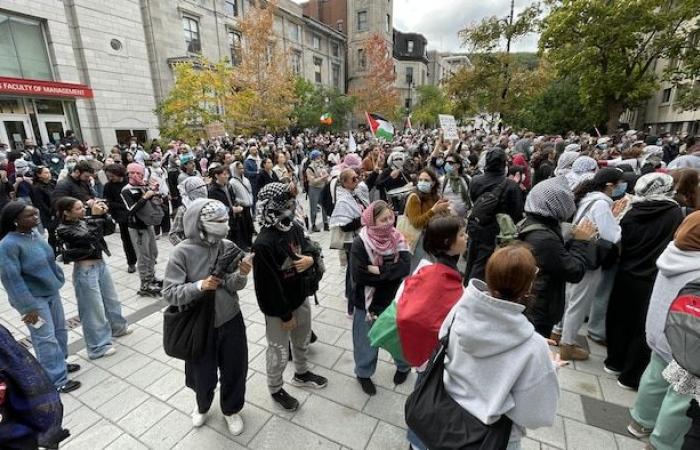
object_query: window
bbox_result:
[407,40,414,53]
[357,11,368,31]
[386,14,391,33]
[228,30,242,65]
[406,66,413,84]
[331,41,339,57]
[0,13,53,80]
[662,88,672,103]
[290,23,301,42]
[182,16,201,54]
[224,0,238,16]
[332,64,340,89]
[357,48,366,70]
[291,51,302,75]
[312,34,321,50]
[314,57,323,83]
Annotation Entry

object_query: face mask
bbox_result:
[66,162,76,171]
[612,182,628,198]
[416,180,433,193]
[201,221,229,243]
[444,163,454,174]
[152,161,161,168]
[435,158,444,167]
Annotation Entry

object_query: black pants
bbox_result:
[464,237,495,284]
[604,272,653,389]
[118,221,137,266]
[231,207,254,251]
[185,313,248,415]
[155,202,171,235]
[683,400,700,450]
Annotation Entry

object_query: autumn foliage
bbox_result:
[349,33,400,119]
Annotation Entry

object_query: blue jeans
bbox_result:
[73,260,127,359]
[588,264,617,341]
[352,309,409,378]
[26,292,68,388]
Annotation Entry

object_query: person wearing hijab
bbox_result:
[625,211,700,449]
[511,152,531,190]
[554,151,580,177]
[605,173,684,390]
[163,199,252,435]
[517,177,597,338]
[252,183,328,412]
[169,176,208,246]
[349,200,411,395]
[0,202,81,393]
[229,161,255,251]
[306,150,330,232]
[565,156,598,190]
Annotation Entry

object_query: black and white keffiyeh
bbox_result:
[256,182,296,231]
[632,172,676,204]
[525,175,577,222]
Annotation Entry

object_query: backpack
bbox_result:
[496,213,518,245]
[516,218,550,239]
[320,176,338,217]
[468,179,508,226]
[664,277,700,376]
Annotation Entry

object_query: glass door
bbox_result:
[38,115,68,146]
[0,115,32,151]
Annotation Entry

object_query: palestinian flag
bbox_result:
[366,112,394,140]
[368,261,463,366]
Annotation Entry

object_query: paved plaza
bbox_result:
[0,228,650,450]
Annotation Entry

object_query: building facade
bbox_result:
[0,0,159,150]
[393,30,429,110]
[427,50,471,86]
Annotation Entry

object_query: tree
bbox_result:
[156,59,234,143]
[291,78,356,131]
[452,0,542,120]
[540,0,700,132]
[227,0,296,133]
[410,85,453,128]
[349,33,400,119]
[511,76,606,135]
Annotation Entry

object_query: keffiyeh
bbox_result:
[554,151,580,176]
[566,156,598,189]
[525,176,577,222]
[179,177,207,208]
[329,187,366,227]
[632,173,676,204]
[663,359,700,402]
[256,182,296,231]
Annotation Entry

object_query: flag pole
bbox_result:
[365,111,376,138]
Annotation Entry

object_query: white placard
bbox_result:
[438,114,458,140]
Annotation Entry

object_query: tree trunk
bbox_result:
[605,102,624,134]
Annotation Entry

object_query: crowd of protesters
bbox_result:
[0,125,699,449]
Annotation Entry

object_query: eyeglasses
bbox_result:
[351,176,359,182]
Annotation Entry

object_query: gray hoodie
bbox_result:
[645,242,700,362]
[162,198,248,327]
[440,279,559,443]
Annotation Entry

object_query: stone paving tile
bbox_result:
[305,340,344,369]
[563,418,617,450]
[557,367,604,400]
[60,406,101,446]
[174,425,247,449]
[293,395,378,449]
[62,418,123,449]
[104,433,149,450]
[166,386,197,414]
[557,390,586,422]
[244,371,311,420]
[95,384,150,422]
[140,409,193,449]
[528,415,567,449]
[206,401,272,447]
[614,432,647,449]
[144,368,186,401]
[598,376,638,409]
[117,396,173,438]
[249,416,341,450]
[126,359,173,389]
[363,386,409,429]
[308,366,371,410]
[366,420,408,450]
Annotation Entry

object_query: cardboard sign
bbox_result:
[438,114,458,140]
[205,121,225,139]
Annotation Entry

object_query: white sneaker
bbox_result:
[191,408,207,428]
[225,413,244,436]
[103,347,117,357]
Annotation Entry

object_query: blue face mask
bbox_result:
[444,163,454,174]
[435,158,444,167]
[416,180,433,193]
[612,182,628,198]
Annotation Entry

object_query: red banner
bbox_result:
[0,76,93,98]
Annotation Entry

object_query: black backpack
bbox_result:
[468,179,507,226]
[320,176,338,217]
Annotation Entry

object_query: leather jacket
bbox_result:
[56,215,115,263]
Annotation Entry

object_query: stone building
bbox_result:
[427,50,471,86]
[0,0,346,149]
[393,30,429,110]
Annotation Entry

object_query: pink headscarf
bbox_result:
[340,153,363,171]
[359,201,408,263]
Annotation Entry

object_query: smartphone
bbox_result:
[29,317,46,329]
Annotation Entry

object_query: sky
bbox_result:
[292,0,540,53]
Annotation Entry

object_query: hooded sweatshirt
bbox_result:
[574,191,621,243]
[645,242,700,363]
[162,199,248,327]
[440,279,559,443]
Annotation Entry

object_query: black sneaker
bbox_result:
[323,223,329,231]
[312,225,320,233]
[66,363,81,373]
[291,371,328,389]
[357,377,376,396]
[310,330,318,344]
[57,379,81,394]
[393,369,410,385]
[271,388,299,411]
[127,264,136,273]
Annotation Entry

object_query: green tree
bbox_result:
[540,0,700,132]
[511,77,606,134]
[410,85,453,128]
[291,77,355,131]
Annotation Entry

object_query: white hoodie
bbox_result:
[574,191,621,243]
[440,280,559,443]
[645,242,700,363]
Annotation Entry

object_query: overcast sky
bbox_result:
[293,0,540,52]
